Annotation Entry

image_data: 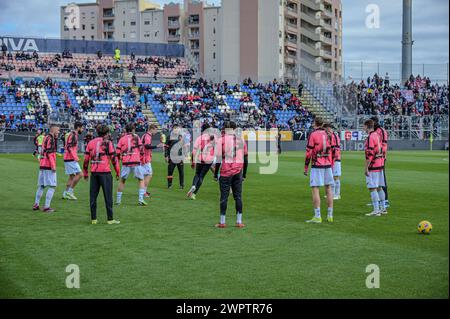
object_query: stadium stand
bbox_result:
[0,49,447,136]
[0,51,194,81]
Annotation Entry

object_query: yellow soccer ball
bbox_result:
[418,221,432,234]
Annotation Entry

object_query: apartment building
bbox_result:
[61,0,342,83]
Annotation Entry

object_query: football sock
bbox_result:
[68,187,74,194]
[378,189,386,210]
[327,207,333,218]
[45,187,55,208]
[334,180,341,196]
[314,207,321,218]
[117,192,123,203]
[370,191,380,212]
[220,214,226,225]
[138,188,145,202]
[236,213,242,224]
[35,186,44,205]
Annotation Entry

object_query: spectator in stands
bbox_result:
[298,81,304,97]
[114,47,121,64]
[97,50,102,60]
[62,49,73,59]
[2,43,7,57]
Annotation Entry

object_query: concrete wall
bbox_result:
[258,0,281,83]
[61,3,100,41]
[220,0,240,83]
[115,0,140,42]
[140,10,165,43]
[203,7,221,83]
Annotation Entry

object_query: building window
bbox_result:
[82,24,85,30]
[82,36,85,40]
[91,24,95,30]
[131,21,136,26]
[123,33,125,39]
[130,31,136,39]
[73,36,76,39]
[144,20,150,25]
[91,35,94,40]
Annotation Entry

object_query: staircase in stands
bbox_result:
[131,86,161,129]
[290,88,334,123]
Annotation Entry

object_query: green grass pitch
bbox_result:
[0,151,448,298]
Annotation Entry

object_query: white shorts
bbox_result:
[310,168,334,187]
[366,171,386,189]
[140,163,153,176]
[333,161,342,177]
[38,170,57,187]
[121,166,144,180]
[64,161,82,175]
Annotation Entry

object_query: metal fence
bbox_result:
[342,62,449,85]
[341,115,449,141]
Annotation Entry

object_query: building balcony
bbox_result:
[168,34,181,41]
[320,49,333,59]
[320,4,333,18]
[320,63,332,73]
[103,12,115,19]
[285,22,298,35]
[103,26,115,32]
[285,6,298,19]
[188,32,200,39]
[301,41,320,57]
[320,19,333,31]
[300,11,320,26]
[320,34,332,45]
[303,0,320,11]
[286,43,298,53]
[168,20,180,28]
[285,55,297,65]
[300,27,319,41]
[188,16,200,25]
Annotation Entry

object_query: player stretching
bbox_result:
[304,118,334,223]
[187,123,216,200]
[83,125,121,225]
[324,124,342,200]
[213,121,248,228]
[62,121,84,200]
[140,124,163,198]
[116,123,146,206]
[371,117,389,208]
[33,125,60,213]
[363,119,387,217]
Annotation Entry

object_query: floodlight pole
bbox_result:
[402,0,413,85]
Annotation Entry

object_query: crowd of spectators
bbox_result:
[0,48,194,81]
[334,73,449,117]
[0,75,315,134]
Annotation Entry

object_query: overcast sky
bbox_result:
[0,0,448,63]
